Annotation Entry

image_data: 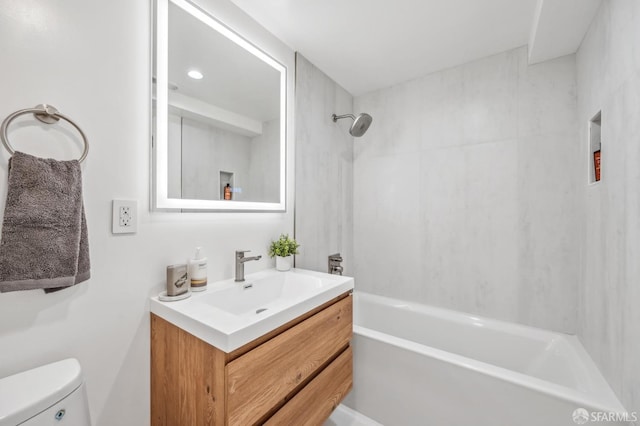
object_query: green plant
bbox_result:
[268,233,300,258]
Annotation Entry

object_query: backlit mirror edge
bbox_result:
[152,0,289,212]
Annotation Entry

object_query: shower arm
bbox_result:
[332,114,356,122]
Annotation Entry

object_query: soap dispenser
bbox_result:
[189,247,208,291]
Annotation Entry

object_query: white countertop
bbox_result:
[150,268,354,353]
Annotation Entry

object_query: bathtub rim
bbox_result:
[352,292,627,415]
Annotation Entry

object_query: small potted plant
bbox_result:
[269,233,300,271]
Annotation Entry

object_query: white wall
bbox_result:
[0,1,294,425]
[576,0,640,412]
[294,54,354,275]
[180,116,252,201]
[249,118,281,202]
[167,114,182,198]
[353,46,580,333]
[169,116,280,202]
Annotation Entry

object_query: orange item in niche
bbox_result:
[594,150,601,182]
[224,183,232,200]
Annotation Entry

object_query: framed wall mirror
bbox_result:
[153,0,287,211]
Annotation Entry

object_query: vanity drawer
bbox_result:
[265,346,353,426]
[226,295,352,426]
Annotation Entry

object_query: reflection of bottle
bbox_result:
[224,183,232,200]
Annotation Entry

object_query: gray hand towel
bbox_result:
[0,151,90,292]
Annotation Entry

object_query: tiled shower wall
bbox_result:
[577,0,640,412]
[294,54,354,275]
[353,46,580,334]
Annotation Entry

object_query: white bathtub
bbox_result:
[343,292,630,426]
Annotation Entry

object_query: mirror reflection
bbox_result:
[154,0,286,210]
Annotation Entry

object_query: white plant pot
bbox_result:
[276,255,292,271]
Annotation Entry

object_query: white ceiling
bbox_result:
[528,0,603,64]
[169,1,280,121]
[230,0,602,96]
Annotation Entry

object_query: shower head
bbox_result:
[332,113,373,137]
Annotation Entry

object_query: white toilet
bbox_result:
[0,359,91,426]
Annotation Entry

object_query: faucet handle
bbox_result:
[328,253,344,275]
[236,250,251,257]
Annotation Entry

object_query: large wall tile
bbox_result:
[354,153,422,299]
[516,132,580,332]
[577,0,640,412]
[354,46,579,334]
[295,54,354,275]
[419,141,519,321]
[518,54,577,136]
[461,49,519,144]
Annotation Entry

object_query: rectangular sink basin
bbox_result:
[150,268,354,352]
[199,272,323,317]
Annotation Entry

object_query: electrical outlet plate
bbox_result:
[112,200,137,234]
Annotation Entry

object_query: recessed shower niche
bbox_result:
[220,170,234,200]
[589,111,602,183]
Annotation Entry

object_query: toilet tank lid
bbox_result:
[0,358,84,426]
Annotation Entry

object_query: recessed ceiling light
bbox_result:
[187,70,203,80]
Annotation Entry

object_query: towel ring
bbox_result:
[0,104,89,163]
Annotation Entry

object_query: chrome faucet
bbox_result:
[328,253,343,275]
[235,250,262,282]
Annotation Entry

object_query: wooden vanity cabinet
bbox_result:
[151,292,353,426]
